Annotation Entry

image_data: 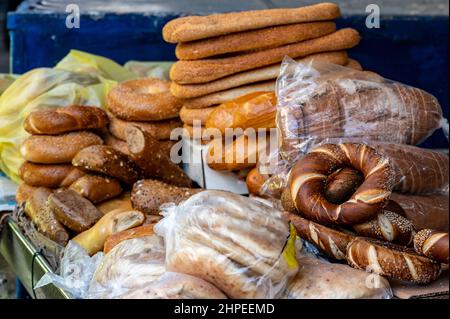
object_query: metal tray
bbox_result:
[0,215,70,299]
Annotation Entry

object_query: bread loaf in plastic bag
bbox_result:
[276,57,446,163]
[155,190,298,299]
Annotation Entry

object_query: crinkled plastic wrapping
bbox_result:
[0,49,137,183]
[35,241,103,299]
[276,57,447,163]
[124,61,173,80]
[155,190,298,299]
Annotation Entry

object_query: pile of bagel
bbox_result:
[274,142,448,284]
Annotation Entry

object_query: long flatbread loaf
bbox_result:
[390,193,449,231]
[175,22,336,60]
[163,3,340,43]
[171,51,348,98]
[170,28,360,84]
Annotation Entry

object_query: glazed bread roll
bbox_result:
[390,192,449,231]
[163,3,340,43]
[24,105,108,135]
[125,126,192,187]
[69,174,123,204]
[175,21,336,60]
[205,92,276,133]
[246,167,268,196]
[182,81,275,109]
[72,145,141,184]
[170,29,360,84]
[155,190,298,299]
[103,224,156,254]
[21,131,103,164]
[24,187,69,246]
[285,253,391,299]
[73,209,145,255]
[16,183,40,205]
[171,51,348,99]
[131,179,201,215]
[48,189,103,233]
[19,162,85,188]
[414,229,449,264]
[324,167,364,204]
[179,106,217,125]
[96,192,132,215]
[103,133,130,155]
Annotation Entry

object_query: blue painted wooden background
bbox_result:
[7,12,449,148]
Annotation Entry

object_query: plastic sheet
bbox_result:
[155,190,298,299]
[276,57,446,163]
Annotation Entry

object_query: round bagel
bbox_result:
[289,143,395,225]
[347,238,441,284]
[106,78,183,121]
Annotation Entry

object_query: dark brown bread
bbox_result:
[24,188,69,245]
[163,3,341,43]
[48,189,103,233]
[24,105,109,135]
[21,131,104,164]
[69,174,123,204]
[125,126,192,187]
[347,238,441,284]
[72,145,141,184]
[19,162,85,188]
[324,167,363,204]
[390,192,449,231]
[131,179,201,215]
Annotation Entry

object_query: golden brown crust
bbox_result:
[69,174,123,204]
[103,224,156,254]
[170,29,360,84]
[175,22,336,60]
[21,131,103,164]
[290,143,395,225]
[16,183,40,205]
[345,58,363,70]
[131,179,201,215]
[107,78,183,121]
[107,112,181,141]
[179,106,217,125]
[414,229,449,264]
[171,51,348,98]
[24,105,109,135]
[19,162,85,188]
[163,3,340,43]
[103,133,130,155]
[182,81,275,109]
[347,238,441,284]
[246,167,267,196]
[72,145,141,184]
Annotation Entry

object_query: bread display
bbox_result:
[19,162,85,188]
[48,189,103,233]
[72,209,145,255]
[414,229,449,264]
[24,105,108,135]
[131,179,201,215]
[21,131,103,164]
[24,187,69,246]
[72,145,141,184]
[69,174,123,204]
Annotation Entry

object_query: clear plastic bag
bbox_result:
[35,241,103,299]
[155,190,298,299]
[276,57,446,163]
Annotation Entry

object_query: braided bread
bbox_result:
[289,143,395,225]
[24,105,108,135]
[347,238,441,284]
[414,229,449,264]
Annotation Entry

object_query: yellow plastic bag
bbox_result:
[0,50,135,183]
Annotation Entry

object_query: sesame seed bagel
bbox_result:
[107,78,183,121]
[289,143,395,225]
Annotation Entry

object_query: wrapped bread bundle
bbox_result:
[155,190,298,299]
[276,58,445,162]
[88,235,226,299]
